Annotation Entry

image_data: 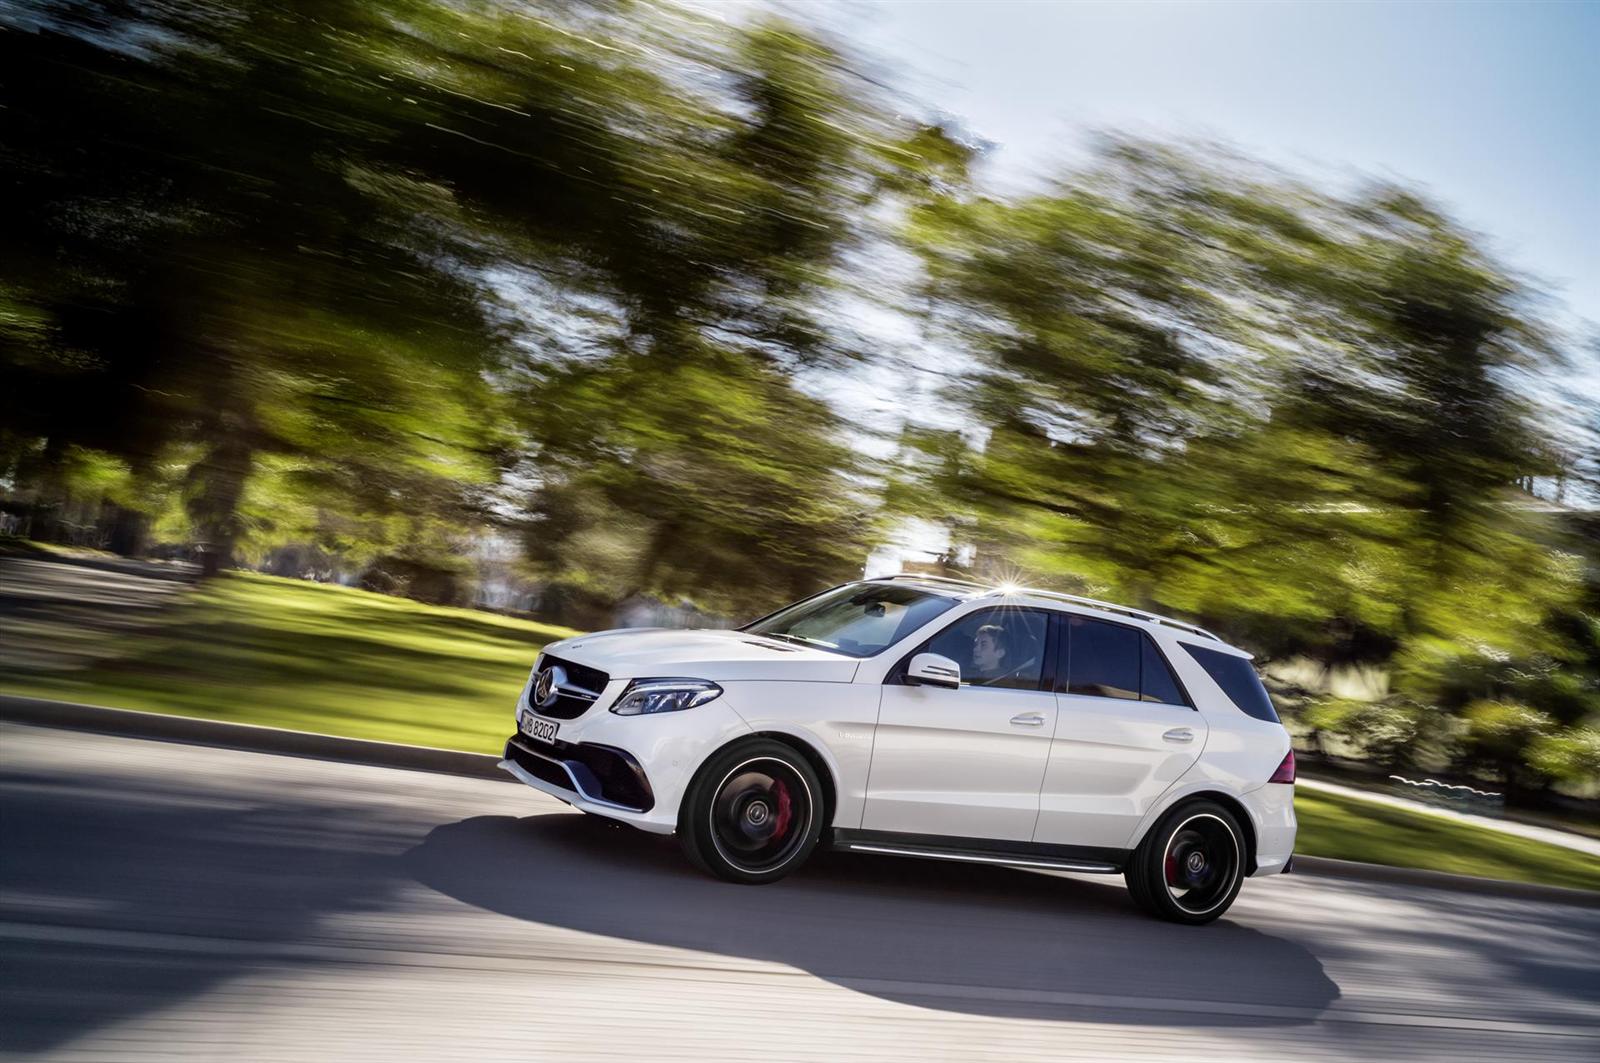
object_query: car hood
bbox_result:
[539,628,861,683]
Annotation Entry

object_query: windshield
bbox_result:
[744,583,960,658]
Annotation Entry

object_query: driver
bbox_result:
[971,624,1010,679]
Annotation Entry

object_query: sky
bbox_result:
[814,0,1600,338]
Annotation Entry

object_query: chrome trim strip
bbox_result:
[498,758,574,800]
[845,843,1118,874]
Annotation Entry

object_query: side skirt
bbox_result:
[830,828,1127,874]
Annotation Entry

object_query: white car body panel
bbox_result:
[1033,691,1208,849]
[501,580,1298,884]
[542,628,860,684]
[717,680,881,831]
[865,684,1055,840]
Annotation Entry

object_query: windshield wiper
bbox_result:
[755,631,841,652]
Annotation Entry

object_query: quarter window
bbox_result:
[1181,644,1277,722]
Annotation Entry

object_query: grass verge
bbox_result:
[1294,788,1600,892]
[3,567,1594,891]
[2,570,577,753]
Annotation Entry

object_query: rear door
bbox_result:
[1033,615,1207,849]
[864,606,1056,842]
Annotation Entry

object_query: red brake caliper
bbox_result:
[1165,851,1179,886]
[772,780,793,839]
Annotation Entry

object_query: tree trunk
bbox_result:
[105,502,151,558]
[189,433,253,579]
[25,435,69,543]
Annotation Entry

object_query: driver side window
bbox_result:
[921,607,1048,690]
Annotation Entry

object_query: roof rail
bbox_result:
[868,573,989,591]
[867,573,1222,642]
[1001,588,1222,642]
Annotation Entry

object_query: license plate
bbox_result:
[520,714,558,745]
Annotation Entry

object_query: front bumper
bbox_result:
[502,734,654,811]
[499,734,678,832]
[503,667,757,833]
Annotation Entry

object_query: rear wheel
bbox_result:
[677,740,824,884]
[1125,800,1246,925]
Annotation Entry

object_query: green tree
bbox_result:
[902,139,1585,797]
[1,1,508,576]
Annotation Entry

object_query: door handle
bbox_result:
[1163,727,1195,743]
[1010,713,1046,727]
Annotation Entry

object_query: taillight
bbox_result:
[1269,749,1296,784]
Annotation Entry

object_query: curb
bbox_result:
[4,695,1597,908]
[0,695,508,783]
[1296,775,1600,861]
[1290,855,1600,908]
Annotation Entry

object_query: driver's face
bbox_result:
[973,631,1003,672]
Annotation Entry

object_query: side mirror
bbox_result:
[907,652,961,689]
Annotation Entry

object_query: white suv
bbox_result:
[499,576,1296,924]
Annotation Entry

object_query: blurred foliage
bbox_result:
[1,1,1597,796]
[1529,728,1600,788]
[900,139,1598,800]
[1,0,932,609]
[1,0,510,576]
[1299,696,1446,772]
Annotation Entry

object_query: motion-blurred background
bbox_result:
[2,1,1598,869]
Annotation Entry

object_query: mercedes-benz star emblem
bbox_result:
[533,665,565,707]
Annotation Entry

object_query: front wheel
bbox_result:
[1125,800,1247,925]
[677,740,824,884]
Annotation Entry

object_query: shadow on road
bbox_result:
[406,813,1342,1025]
[0,763,417,1054]
[0,553,195,674]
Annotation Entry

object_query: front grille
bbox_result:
[527,654,610,720]
[548,655,607,692]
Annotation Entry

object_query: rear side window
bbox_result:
[1064,616,1140,699]
[1060,618,1191,706]
[1181,644,1278,722]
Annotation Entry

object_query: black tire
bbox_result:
[1125,800,1247,925]
[677,740,824,885]
[1123,856,1156,915]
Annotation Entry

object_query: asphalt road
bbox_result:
[1,724,1596,1061]
[0,554,193,674]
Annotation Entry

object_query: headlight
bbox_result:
[610,678,723,716]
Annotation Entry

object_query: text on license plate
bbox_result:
[520,714,559,745]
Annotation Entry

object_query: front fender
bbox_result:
[715,680,879,830]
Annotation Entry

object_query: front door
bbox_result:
[864,606,1055,842]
